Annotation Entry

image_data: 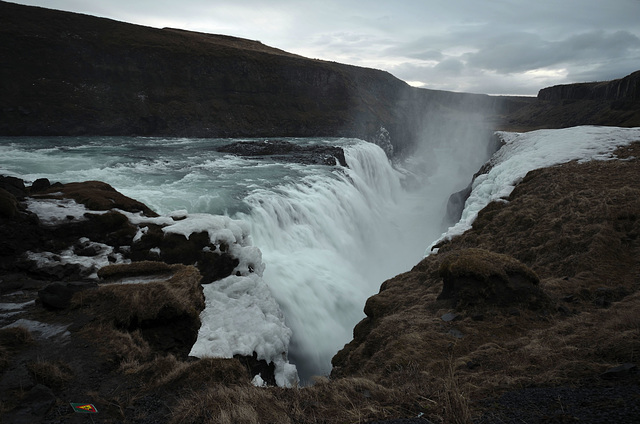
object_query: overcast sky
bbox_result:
[11,0,640,95]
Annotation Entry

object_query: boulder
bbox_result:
[0,176,27,198]
[0,188,19,218]
[29,178,51,193]
[43,181,158,216]
[437,248,548,310]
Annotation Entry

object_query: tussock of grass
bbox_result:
[26,359,73,388]
[169,376,433,424]
[121,354,249,390]
[97,260,176,280]
[439,248,539,285]
[170,384,291,424]
[85,325,152,365]
[0,326,34,371]
[73,264,204,329]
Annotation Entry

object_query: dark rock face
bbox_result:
[538,71,640,102]
[216,139,348,166]
[0,2,511,155]
[501,70,640,131]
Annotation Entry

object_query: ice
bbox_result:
[428,126,640,253]
[189,273,298,387]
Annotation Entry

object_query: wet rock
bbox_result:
[7,384,56,423]
[600,363,638,380]
[234,352,277,386]
[30,178,51,193]
[0,188,19,219]
[440,312,460,322]
[216,139,347,167]
[370,126,394,158]
[0,175,27,198]
[43,181,158,216]
[446,184,472,224]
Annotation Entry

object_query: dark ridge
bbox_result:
[499,70,640,131]
[0,1,512,154]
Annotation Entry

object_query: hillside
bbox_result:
[0,1,514,155]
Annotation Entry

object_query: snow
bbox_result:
[25,240,127,279]
[428,126,640,253]
[25,198,106,226]
[189,272,298,387]
[0,300,35,311]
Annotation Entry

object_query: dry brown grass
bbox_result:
[97,260,176,280]
[84,325,152,366]
[26,358,73,388]
[169,375,433,424]
[0,326,33,371]
[73,264,204,329]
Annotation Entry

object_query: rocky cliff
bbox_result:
[538,70,640,102]
[0,1,514,155]
[500,70,640,131]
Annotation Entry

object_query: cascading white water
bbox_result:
[1,131,494,383]
[239,142,461,380]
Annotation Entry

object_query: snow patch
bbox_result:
[25,240,128,279]
[25,198,106,226]
[428,126,640,253]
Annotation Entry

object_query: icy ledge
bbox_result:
[428,126,640,254]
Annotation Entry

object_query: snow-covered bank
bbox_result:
[429,126,640,254]
[118,210,299,387]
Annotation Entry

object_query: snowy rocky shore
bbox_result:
[0,175,300,420]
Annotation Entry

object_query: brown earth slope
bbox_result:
[331,141,640,422]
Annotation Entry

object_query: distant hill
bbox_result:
[1,1,637,152]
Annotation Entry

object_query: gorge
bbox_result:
[1,2,640,423]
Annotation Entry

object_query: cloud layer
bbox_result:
[12,0,640,95]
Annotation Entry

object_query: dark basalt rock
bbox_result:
[234,352,277,386]
[216,139,348,167]
[0,176,27,199]
[29,178,51,193]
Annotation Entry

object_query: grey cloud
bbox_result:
[465,30,640,75]
[434,58,464,75]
